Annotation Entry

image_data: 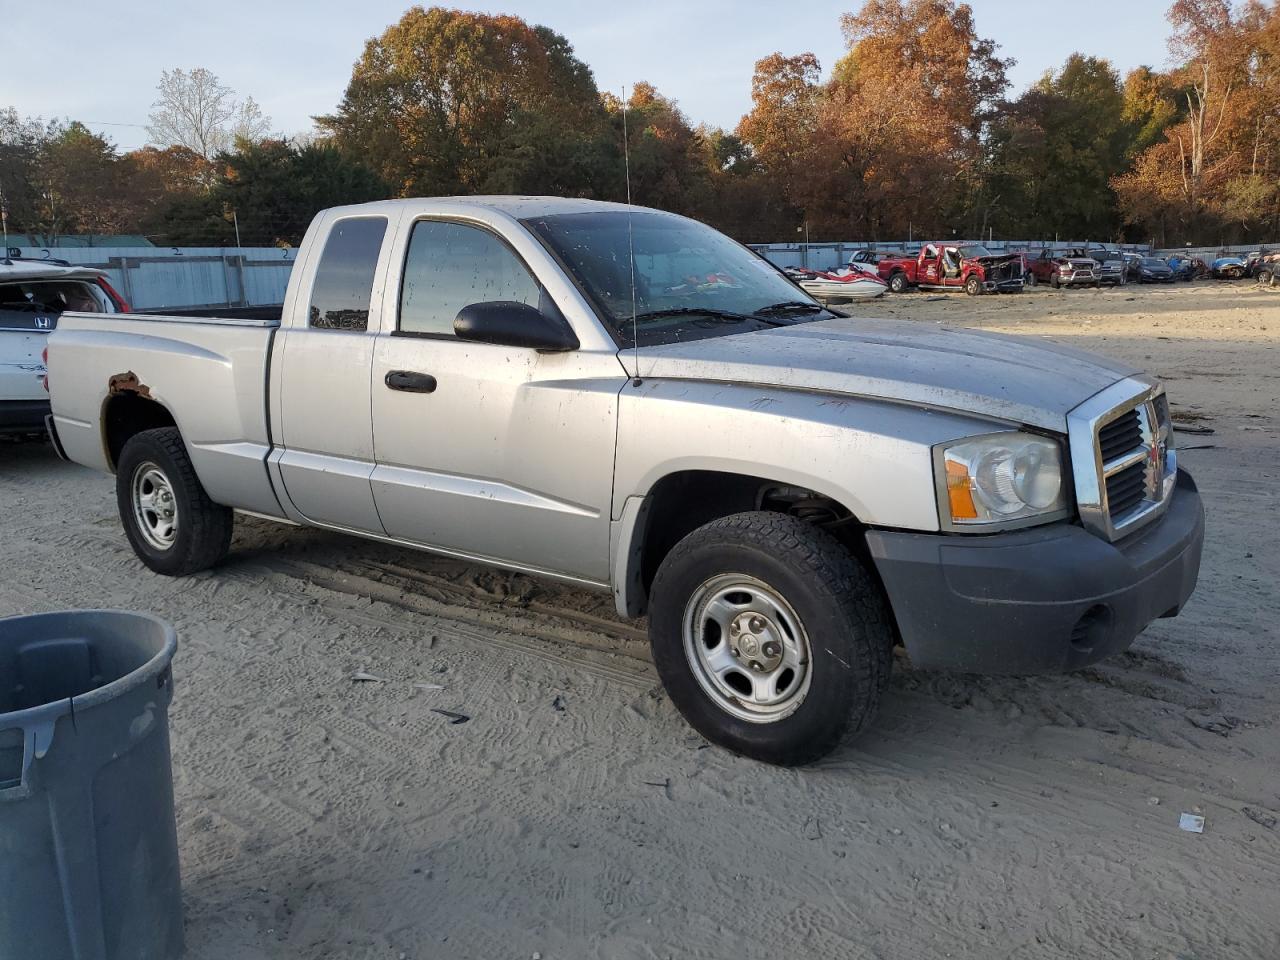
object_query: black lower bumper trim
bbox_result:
[44,413,69,460]
[0,399,51,437]
[866,470,1205,674]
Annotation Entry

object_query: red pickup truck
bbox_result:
[879,243,1024,295]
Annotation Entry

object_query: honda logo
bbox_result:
[34,316,51,329]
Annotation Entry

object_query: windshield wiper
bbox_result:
[629,307,785,327]
[754,300,826,316]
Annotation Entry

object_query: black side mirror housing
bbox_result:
[453,300,579,352]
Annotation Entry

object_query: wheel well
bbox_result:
[103,393,176,470]
[636,470,868,602]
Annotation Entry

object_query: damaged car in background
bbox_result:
[1024,248,1101,288]
[877,242,1024,295]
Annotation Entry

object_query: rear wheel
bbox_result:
[888,272,910,294]
[964,275,981,296]
[648,512,893,766]
[116,427,233,576]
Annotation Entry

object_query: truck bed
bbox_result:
[48,311,284,517]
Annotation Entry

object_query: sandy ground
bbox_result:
[2,280,1278,959]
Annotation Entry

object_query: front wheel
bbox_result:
[648,513,893,765]
[1050,274,1061,289]
[1025,271,1037,288]
[116,427,233,576]
[964,275,981,296]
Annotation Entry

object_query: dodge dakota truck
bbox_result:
[46,197,1205,765]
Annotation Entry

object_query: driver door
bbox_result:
[920,244,941,285]
[368,218,623,583]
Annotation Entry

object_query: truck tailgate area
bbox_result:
[48,312,283,517]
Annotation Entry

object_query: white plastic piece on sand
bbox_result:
[351,671,389,683]
[413,683,446,692]
[1179,813,1205,833]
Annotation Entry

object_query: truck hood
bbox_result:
[634,317,1138,432]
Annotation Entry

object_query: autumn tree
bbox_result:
[319,8,613,198]
[739,0,1010,239]
[0,113,164,242]
[1114,0,1280,243]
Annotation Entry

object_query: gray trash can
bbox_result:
[0,610,183,960]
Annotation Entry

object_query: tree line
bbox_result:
[2,0,1277,249]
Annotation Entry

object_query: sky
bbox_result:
[3,0,1177,152]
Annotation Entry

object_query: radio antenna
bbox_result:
[621,86,640,385]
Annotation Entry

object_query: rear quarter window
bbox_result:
[307,217,388,331]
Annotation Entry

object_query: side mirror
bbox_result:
[454,300,579,352]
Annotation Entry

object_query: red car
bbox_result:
[1023,248,1100,288]
[878,243,1024,295]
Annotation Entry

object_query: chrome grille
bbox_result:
[1098,409,1141,461]
[1067,378,1177,542]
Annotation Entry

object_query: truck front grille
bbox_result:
[1068,380,1177,542]
[1105,460,1147,517]
[1098,409,1142,461]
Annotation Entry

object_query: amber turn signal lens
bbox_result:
[945,459,978,520]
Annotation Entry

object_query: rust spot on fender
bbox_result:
[108,371,152,398]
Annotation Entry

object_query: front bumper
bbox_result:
[1059,271,1098,285]
[0,399,50,437]
[865,470,1205,674]
[983,279,1024,293]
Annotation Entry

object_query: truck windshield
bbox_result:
[957,244,994,258]
[523,210,828,347]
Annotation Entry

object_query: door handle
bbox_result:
[385,370,438,393]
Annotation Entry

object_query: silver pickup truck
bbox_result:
[47,197,1205,765]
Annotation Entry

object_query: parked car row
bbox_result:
[822,245,1273,294]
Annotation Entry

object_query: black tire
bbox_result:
[964,275,981,296]
[116,427,233,576]
[1050,274,1061,289]
[1025,271,1037,288]
[888,272,910,294]
[648,512,893,766]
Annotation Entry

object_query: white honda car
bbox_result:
[1,257,128,438]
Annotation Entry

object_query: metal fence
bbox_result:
[6,246,297,311]
[9,237,1276,310]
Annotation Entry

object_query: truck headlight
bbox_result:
[936,433,1068,530]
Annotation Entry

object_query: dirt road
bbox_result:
[2,282,1277,959]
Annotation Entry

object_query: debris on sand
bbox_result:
[413,682,445,692]
[1179,813,1206,834]
[552,694,567,712]
[1243,807,1277,830]
[1173,424,1215,435]
[351,671,389,683]
[430,708,470,725]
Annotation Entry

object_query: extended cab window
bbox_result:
[399,220,540,336]
[308,217,387,331]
